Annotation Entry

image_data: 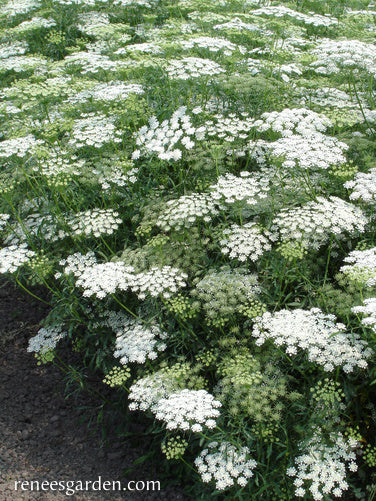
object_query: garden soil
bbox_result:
[0,279,192,501]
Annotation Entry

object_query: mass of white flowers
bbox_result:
[253,108,332,137]
[68,113,122,149]
[1,0,40,16]
[33,153,85,180]
[165,57,225,80]
[93,164,139,192]
[220,223,274,262]
[156,193,222,231]
[0,134,44,158]
[57,253,135,298]
[0,41,28,59]
[154,389,221,432]
[11,16,56,33]
[63,51,127,74]
[195,441,257,490]
[67,209,122,238]
[128,372,178,412]
[251,5,338,27]
[56,252,98,279]
[114,316,167,364]
[210,172,270,206]
[179,36,246,55]
[248,134,349,170]
[286,430,359,500]
[0,214,10,232]
[272,197,368,249]
[113,0,158,6]
[310,39,376,76]
[67,81,144,104]
[252,308,372,372]
[213,17,264,32]
[27,324,68,354]
[340,247,376,287]
[5,213,67,245]
[352,298,376,333]
[76,11,110,35]
[0,244,36,274]
[132,266,188,300]
[75,262,136,299]
[344,168,376,205]
[115,42,162,54]
[132,106,202,161]
[0,55,47,72]
[204,113,255,143]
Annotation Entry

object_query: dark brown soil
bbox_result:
[0,279,192,501]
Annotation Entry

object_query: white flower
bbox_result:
[252,308,373,372]
[114,316,168,364]
[194,442,257,490]
[28,324,67,353]
[220,223,274,262]
[0,244,35,274]
[287,430,359,500]
[154,389,221,432]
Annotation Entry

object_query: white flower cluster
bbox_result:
[179,36,246,55]
[251,5,338,27]
[165,57,225,80]
[1,0,40,16]
[58,253,187,300]
[253,108,332,137]
[113,0,158,6]
[273,63,302,82]
[27,324,67,354]
[132,106,202,161]
[68,209,122,238]
[69,113,122,149]
[63,51,127,74]
[74,262,136,299]
[220,223,274,262]
[0,55,47,73]
[114,316,167,364]
[287,430,358,500]
[128,372,178,412]
[248,133,349,170]
[213,17,262,32]
[210,172,270,206]
[67,81,144,104]
[310,39,376,76]
[115,43,162,55]
[157,193,222,231]
[154,389,221,432]
[295,86,361,112]
[11,16,56,33]
[94,164,139,191]
[0,134,44,158]
[133,266,188,300]
[204,113,255,143]
[77,12,110,35]
[0,214,10,232]
[344,168,376,205]
[56,251,97,278]
[340,247,376,287]
[195,441,257,490]
[252,308,372,372]
[5,213,67,245]
[0,244,35,274]
[352,298,376,333]
[33,154,84,179]
[272,197,367,249]
[0,41,28,59]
